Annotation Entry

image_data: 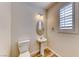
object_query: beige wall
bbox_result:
[11,2,45,57]
[47,2,79,57]
[0,3,11,56]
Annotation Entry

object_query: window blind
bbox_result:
[59,3,73,29]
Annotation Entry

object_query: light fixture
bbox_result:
[35,13,44,21]
[35,14,40,21]
[40,15,44,22]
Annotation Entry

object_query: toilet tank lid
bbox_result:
[18,40,30,44]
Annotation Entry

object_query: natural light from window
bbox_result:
[59,3,73,29]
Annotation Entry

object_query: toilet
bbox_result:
[18,40,30,57]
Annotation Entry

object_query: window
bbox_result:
[58,2,77,33]
[59,3,74,29]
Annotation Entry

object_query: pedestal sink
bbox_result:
[37,37,47,43]
[37,37,47,56]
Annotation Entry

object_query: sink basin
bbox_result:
[37,37,47,43]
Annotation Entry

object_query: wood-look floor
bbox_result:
[31,48,57,57]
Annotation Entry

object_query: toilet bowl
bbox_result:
[19,51,30,57]
[18,40,30,57]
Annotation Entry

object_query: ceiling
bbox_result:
[26,2,53,9]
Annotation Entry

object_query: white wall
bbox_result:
[0,3,11,56]
[11,2,44,56]
[47,3,79,57]
[0,2,46,57]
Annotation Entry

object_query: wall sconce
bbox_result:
[35,13,44,21]
[35,14,40,21]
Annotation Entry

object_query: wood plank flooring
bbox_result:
[31,48,57,57]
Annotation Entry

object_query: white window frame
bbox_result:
[58,2,79,33]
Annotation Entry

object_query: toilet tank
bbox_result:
[18,40,30,53]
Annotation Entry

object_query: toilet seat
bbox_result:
[19,51,30,57]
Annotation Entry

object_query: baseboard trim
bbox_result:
[48,47,61,57]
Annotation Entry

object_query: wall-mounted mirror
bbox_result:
[36,20,44,36]
[35,13,44,37]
